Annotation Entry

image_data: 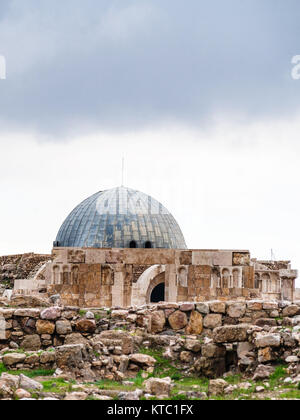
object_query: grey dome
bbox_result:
[55,186,187,249]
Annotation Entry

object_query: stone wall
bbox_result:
[0,299,299,381]
[0,253,51,291]
[1,250,297,310]
[1,300,300,349]
[42,248,297,307]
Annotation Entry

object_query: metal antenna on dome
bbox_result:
[271,249,276,261]
[121,155,125,187]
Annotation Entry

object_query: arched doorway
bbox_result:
[131,265,166,306]
[150,282,165,303]
[146,272,166,303]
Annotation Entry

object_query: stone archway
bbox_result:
[131,265,166,306]
[149,282,165,303]
[146,272,165,303]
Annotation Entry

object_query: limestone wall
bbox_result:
[45,248,297,307]
[0,253,51,290]
[47,248,259,307]
[1,300,299,351]
[0,299,299,381]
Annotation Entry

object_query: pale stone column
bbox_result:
[112,271,125,307]
[239,269,243,289]
[166,264,177,302]
[131,282,140,307]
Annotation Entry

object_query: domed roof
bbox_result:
[55,186,187,249]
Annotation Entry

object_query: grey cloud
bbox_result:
[0,0,300,137]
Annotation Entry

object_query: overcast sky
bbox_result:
[0,1,299,285]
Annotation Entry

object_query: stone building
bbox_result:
[14,186,298,306]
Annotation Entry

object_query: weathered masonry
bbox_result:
[11,186,298,307]
[28,247,296,308]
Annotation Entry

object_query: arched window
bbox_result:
[222,268,230,288]
[145,241,152,249]
[262,273,271,292]
[130,241,137,248]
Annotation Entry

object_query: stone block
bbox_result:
[213,325,249,343]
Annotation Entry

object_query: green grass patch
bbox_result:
[139,348,183,380]
[0,363,55,379]
[94,313,107,321]
[18,369,56,379]
[269,365,288,382]
[168,393,190,400]
[170,377,209,400]
[41,378,74,394]
[2,348,27,356]
[95,379,136,392]
[0,363,7,375]
[267,364,289,390]
[132,371,145,388]
[86,395,101,401]
[224,374,243,385]
[173,377,209,391]
[279,389,300,400]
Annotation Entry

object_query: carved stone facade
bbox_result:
[253,260,298,301]
[34,248,298,307]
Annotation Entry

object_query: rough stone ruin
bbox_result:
[0,298,299,400]
[0,253,51,297]
[7,248,297,308]
[8,187,297,306]
[0,186,298,400]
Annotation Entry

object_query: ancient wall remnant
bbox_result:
[0,299,299,383]
[16,248,297,308]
